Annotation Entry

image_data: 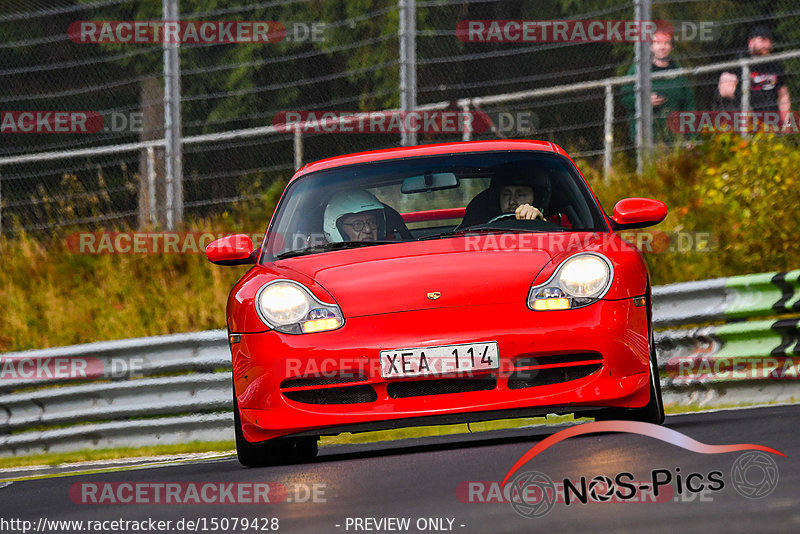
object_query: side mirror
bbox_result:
[610,198,668,229]
[205,234,256,265]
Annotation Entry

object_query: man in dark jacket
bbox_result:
[621,26,696,145]
[715,25,790,124]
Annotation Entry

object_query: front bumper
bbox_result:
[231,298,650,443]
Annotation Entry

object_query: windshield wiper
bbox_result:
[418,226,567,241]
[276,240,395,259]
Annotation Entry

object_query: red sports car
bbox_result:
[206,140,668,467]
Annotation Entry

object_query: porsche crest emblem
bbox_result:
[427,292,441,300]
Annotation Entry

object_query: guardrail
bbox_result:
[652,270,800,327]
[0,330,231,456]
[1,270,799,456]
[653,269,800,409]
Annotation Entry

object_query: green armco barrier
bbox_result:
[782,270,800,311]
[653,268,800,327]
[662,318,800,385]
[725,269,800,319]
[714,320,787,359]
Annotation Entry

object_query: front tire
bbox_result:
[595,332,665,425]
[233,389,318,467]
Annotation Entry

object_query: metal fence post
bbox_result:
[741,62,751,137]
[294,130,303,170]
[399,0,417,146]
[163,0,183,230]
[146,146,157,227]
[604,82,614,181]
[460,100,472,142]
[634,0,653,174]
[741,63,751,115]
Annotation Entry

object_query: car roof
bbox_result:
[290,139,568,183]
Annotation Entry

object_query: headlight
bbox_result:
[259,283,310,325]
[256,281,344,333]
[558,255,610,297]
[528,253,613,311]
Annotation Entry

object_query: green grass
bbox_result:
[0,441,235,470]
[663,398,797,414]
[0,180,285,353]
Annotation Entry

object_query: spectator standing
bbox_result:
[621,25,696,145]
[715,25,791,124]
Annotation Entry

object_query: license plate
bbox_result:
[380,342,499,379]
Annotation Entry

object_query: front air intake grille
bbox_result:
[283,385,377,404]
[387,377,497,399]
[514,353,603,368]
[281,374,367,388]
[507,364,601,389]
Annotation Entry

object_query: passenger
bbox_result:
[323,189,386,242]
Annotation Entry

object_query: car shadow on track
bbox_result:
[310,421,582,464]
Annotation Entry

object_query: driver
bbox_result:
[458,167,572,229]
[323,189,386,242]
[499,183,545,221]
[463,168,552,225]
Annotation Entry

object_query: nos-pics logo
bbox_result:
[501,421,783,519]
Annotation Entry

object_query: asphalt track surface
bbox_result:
[2,405,799,534]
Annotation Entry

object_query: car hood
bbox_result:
[275,234,587,317]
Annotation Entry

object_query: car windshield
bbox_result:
[261,151,608,262]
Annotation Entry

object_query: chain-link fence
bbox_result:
[415,0,800,160]
[0,1,163,232]
[2,0,800,234]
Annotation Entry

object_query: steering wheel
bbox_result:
[485,213,519,224]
